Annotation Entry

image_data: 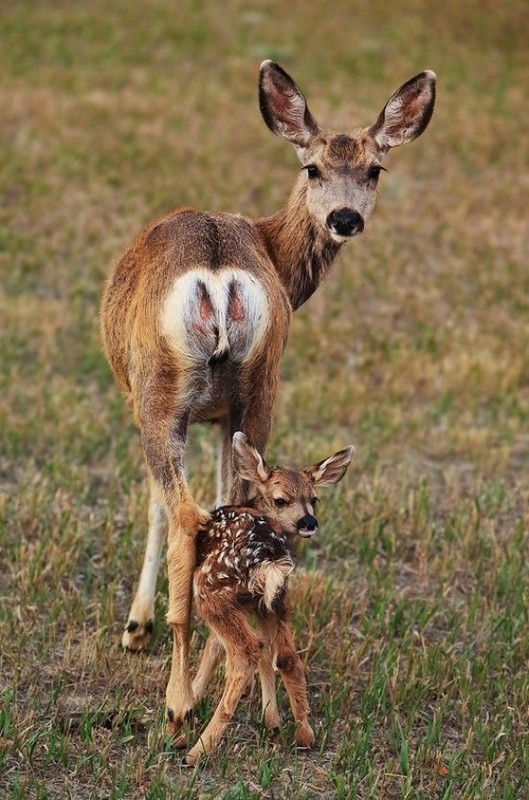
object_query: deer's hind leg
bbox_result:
[186,609,263,765]
[135,367,210,743]
[267,602,314,749]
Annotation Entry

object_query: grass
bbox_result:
[2,0,529,797]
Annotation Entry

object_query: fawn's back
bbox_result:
[194,506,294,617]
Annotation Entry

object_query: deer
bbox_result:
[100,60,436,741]
[186,432,354,765]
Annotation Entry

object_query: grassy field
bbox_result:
[2,0,529,797]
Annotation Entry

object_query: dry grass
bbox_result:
[2,0,529,797]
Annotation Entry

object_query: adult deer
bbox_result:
[100,61,436,740]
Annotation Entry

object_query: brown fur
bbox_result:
[100,61,435,739]
[186,434,354,764]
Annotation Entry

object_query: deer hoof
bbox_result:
[185,748,201,767]
[185,736,209,766]
[295,723,315,749]
[166,707,194,747]
[121,618,154,651]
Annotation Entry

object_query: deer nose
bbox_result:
[326,208,364,237]
[297,515,318,537]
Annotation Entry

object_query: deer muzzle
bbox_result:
[326,208,364,238]
[296,514,319,538]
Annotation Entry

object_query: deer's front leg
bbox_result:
[257,617,281,739]
[192,633,225,703]
[122,479,166,651]
[216,419,235,506]
[230,378,275,504]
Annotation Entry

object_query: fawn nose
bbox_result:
[297,515,318,538]
[326,208,364,238]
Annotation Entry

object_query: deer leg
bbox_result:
[231,389,274,504]
[186,611,263,765]
[192,633,225,703]
[215,418,235,507]
[139,411,210,744]
[273,603,314,749]
[165,490,211,743]
[122,478,166,651]
[256,618,281,738]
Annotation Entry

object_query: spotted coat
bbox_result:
[194,506,293,617]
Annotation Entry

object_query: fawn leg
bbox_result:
[192,633,225,702]
[274,604,314,748]
[122,478,166,651]
[186,611,262,765]
[257,618,281,738]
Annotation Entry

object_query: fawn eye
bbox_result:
[305,164,320,180]
[311,497,319,507]
[274,498,288,508]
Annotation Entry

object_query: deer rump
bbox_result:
[194,506,294,616]
[161,267,270,367]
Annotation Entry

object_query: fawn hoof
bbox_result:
[121,618,154,651]
[185,748,201,767]
[166,707,194,748]
[295,723,315,749]
[185,738,209,766]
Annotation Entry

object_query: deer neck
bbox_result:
[256,181,342,311]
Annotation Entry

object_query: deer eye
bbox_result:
[274,498,288,508]
[305,164,320,180]
[368,165,385,181]
[311,497,319,507]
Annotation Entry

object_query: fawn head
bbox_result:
[259,61,436,241]
[232,432,354,537]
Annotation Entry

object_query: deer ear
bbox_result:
[368,70,436,152]
[232,432,271,484]
[305,446,355,487]
[259,61,320,155]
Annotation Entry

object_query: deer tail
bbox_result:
[161,268,269,366]
[249,557,294,611]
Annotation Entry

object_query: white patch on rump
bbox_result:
[161,267,269,364]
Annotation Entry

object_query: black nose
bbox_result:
[326,208,364,237]
[297,515,318,535]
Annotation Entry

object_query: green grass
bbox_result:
[2,0,529,797]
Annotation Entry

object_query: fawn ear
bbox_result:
[232,432,271,484]
[259,61,320,156]
[368,70,436,152]
[305,446,355,487]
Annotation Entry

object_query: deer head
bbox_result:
[259,61,436,241]
[232,431,355,537]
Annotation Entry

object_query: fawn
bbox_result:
[101,60,435,736]
[186,432,355,765]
